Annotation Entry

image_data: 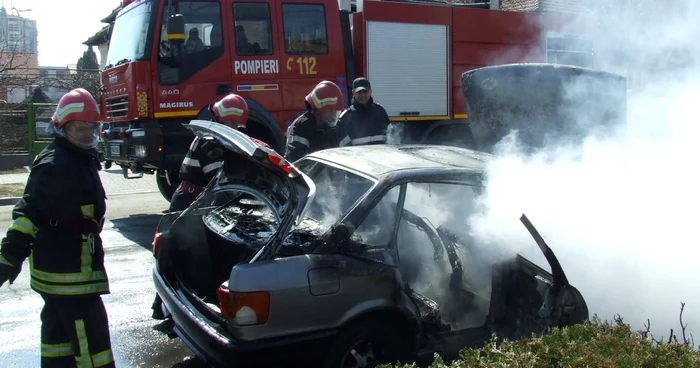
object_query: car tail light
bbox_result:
[267,153,293,175]
[216,287,270,325]
[152,232,162,257]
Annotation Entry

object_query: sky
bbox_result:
[11,0,120,66]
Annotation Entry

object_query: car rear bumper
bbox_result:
[152,268,336,367]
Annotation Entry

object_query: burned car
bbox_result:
[152,120,589,368]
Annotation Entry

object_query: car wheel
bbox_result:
[322,319,412,368]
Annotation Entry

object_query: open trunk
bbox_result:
[461,63,628,153]
[154,121,315,302]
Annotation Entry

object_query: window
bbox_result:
[546,35,594,68]
[158,1,224,85]
[106,1,152,67]
[233,3,273,56]
[299,162,375,230]
[397,181,491,329]
[351,186,401,248]
[281,4,328,54]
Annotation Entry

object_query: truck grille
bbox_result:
[106,96,129,119]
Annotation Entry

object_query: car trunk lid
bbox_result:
[185,120,316,262]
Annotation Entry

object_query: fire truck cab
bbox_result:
[100,0,594,200]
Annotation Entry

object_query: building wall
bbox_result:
[0,8,38,54]
[500,0,587,13]
[500,0,539,11]
[0,52,39,102]
[97,43,109,69]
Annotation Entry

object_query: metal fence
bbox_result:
[0,103,29,154]
[26,103,58,157]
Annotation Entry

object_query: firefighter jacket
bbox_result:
[284,112,350,163]
[178,136,225,188]
[338,97,390,146]
[0,137,108,297]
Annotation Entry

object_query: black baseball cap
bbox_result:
[352,77,371,93]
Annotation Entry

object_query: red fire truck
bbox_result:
[99,0,594,200]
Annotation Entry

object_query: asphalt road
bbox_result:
[0,190,211,368]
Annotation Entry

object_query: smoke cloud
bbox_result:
[465,0,700,341]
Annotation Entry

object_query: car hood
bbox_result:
[185,120,316,261]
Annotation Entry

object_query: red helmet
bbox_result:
[51,88,101,128]
[305,81,343,112]
[211,93,249,127]
[305,81,344,127]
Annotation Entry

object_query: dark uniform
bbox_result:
[339,96,391,146]
[168,135,225,212]
[0,137,114,367]
[285,112,351,162]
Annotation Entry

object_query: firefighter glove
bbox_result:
[0,261,21,288]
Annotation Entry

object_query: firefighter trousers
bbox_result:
[40,295,115,368]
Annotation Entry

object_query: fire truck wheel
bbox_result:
[156,169,179,202]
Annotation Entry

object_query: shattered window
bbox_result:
[351,186,401,248]
[200,189,279,248]
[397,181,491,330]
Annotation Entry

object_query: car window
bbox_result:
[296,162,375,231]
[196,187,280,249]
[351,185,401,248]
[398,181,492,329]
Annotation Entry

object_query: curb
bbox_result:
[0,197,20,206]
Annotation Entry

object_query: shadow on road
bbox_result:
[110,213,163,252]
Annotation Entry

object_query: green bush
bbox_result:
[384,305,700,368]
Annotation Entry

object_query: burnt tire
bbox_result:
[322,319,413,368]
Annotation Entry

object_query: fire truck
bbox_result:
[99,0,594,200]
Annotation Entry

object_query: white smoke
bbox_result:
[466,0,700,342]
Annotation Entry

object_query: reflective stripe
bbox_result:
[80,236,93,273]
[288,136,310,147]
[0,255,14,267]
[74,320,93,368]
[92,349,114,367]
[351,135,386,145]
[32,269,106,284]
[31,279,109,296]
[182,157,201,167]
[190,137,200,151]
[80,205,95,219]
[41,342,74,358]
[340,136,351,147]
[9,217,38,238]
[202,161,222,174]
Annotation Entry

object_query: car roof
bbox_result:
[303,144,493,177]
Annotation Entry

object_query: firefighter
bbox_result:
[284,80,350,162]
[0,88,115,367]
[338,77,391,146]
[152,93,251,334]
[168,93,250,213]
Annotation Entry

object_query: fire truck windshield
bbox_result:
[105,0,154,68]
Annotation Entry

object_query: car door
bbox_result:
[487,214,589,341]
